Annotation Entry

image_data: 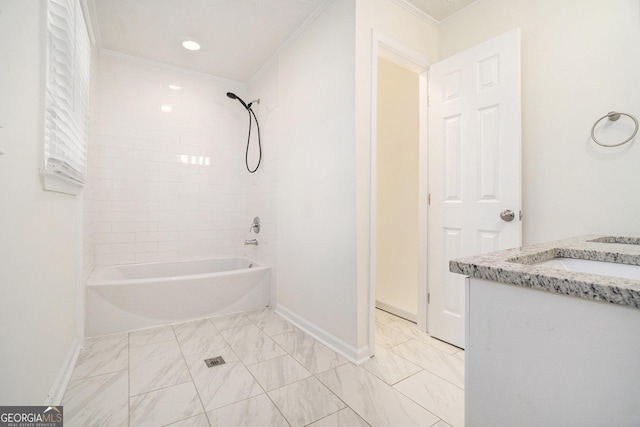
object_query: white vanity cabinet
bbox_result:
[465,277,640,426]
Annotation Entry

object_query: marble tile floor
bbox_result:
[63,308,465,427]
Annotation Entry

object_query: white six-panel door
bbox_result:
[427,29,522,348]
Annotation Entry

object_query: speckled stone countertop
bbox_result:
[449,235,640,309]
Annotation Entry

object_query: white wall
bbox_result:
[0,0,79,403]
[355,0,438,351]
[376,57,419,318]
[439,0,640,244]
[87,53,249,266]
[277,0,359,355]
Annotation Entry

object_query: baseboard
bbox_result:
[44,338,82,405]
[275,305,370,365]
[375,300,417,323]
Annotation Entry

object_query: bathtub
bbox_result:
[85,257,270,336]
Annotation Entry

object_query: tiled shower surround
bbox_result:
[85,53,264,268]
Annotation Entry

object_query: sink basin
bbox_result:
[535,257,640,280]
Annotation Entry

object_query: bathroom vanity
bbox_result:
[450,236,640,426]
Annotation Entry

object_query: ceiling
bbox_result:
[89,0,479,82]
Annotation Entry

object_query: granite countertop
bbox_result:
[449,235,640,309]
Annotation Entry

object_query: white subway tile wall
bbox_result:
[245,58,279,291]
[85,54,254,267]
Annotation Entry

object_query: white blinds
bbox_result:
[43,0,90,188]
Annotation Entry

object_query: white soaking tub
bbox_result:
[85,257,270,336]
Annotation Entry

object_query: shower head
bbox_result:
[228,91,263,173]
[226,92,249,110]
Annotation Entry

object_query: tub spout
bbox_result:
[244,239,258,245]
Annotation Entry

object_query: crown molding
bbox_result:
[249,0,335,84]
[389,0,440,25]
[439,0,490,25]
[80,0,101,48]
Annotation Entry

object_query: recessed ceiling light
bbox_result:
[160,104,172,113]
[182,40,200,51]
[168,84,182,90]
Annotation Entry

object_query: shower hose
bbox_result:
[245,107,262,173]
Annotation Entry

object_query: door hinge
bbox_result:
[428,194,431,205]
[519,210,523,221]
[427,293,431,304]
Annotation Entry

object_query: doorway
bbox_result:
[368,34,430,354]
[369,29,522,353]
[375,57,419,322]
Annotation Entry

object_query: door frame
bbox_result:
[368,31,431,354]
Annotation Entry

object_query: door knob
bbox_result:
[500,209,515,222]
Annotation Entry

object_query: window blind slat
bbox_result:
[43,0,90,186]
[45,103,86,172]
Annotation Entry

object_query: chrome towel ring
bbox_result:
[591,111,638,147]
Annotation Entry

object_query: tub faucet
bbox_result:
[244,239,258,246]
